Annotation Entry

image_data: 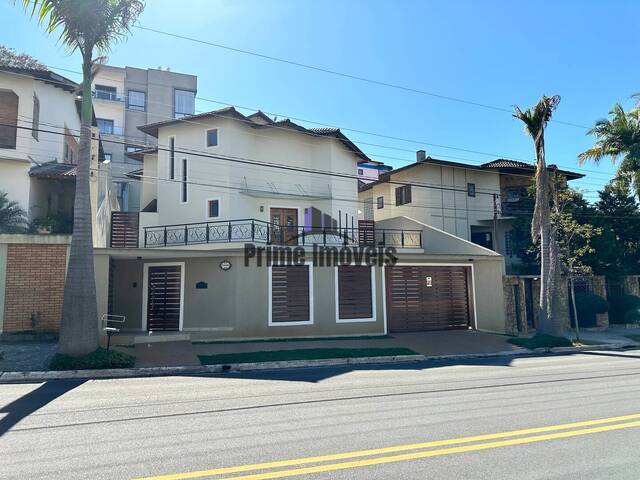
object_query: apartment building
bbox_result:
[359,150,583,272]
[91,65,197,211]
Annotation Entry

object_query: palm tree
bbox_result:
[0,191,27,233]
[514,95,564,336]
[578,103,640,198]
[20,0,144,356]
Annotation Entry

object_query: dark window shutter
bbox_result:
[271,265,310,322]
[338,266,373,319]
[0,90,18,149]
[405,185,412,204]
[395,186,402,206]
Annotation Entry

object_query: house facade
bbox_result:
[91,65,197,211]
[96,108,507,340]
[0,65,101,236]
[359,151,583,272]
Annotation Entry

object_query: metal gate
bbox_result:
[385,265,471,332]
[146,265,182,331]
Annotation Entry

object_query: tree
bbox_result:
[0,45,48,69]
[513,95,563,336]
[0,191,27,233]
[19,0,144,356]
[553,187,602,341]
[578,102,640,198]
[590,179,640,276]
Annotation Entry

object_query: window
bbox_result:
[506,189,521,202]
[357,168,364,176]
[127,90,146,111]
[31,94,40,140]
[116,182,129,211]
[0,90,18,149]
[181,158,188,203]
[169,137,175,179]
[336,266,374,321]
[126,145,141,153]
[207,199,220,218]
[269,265,313,324]
[467,182,476,197]
[377,196,384,209]
[395,185,412,206]
[206,128,218,147]
[94,85,118,101]
[174,89,195,119]
[504,230,513,257]
[97,118,114,135]
[63,142,74,163]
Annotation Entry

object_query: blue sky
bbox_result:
[1,0,638,201]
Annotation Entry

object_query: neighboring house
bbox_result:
[95,107,507,340]
[359,150,583,272]
[91,65,197,212]
[0,65,101,235]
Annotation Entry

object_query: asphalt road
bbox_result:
[3,350,640,479]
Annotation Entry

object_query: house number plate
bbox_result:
[425,276,432,287]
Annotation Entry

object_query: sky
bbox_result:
[1,0,638,201]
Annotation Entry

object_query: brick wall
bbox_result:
[3,244,67,332]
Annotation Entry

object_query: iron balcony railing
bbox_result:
[142,218,422,249]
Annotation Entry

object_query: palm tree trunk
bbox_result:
[58,53,99,356]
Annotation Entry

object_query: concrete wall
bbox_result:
[104,244,508,338]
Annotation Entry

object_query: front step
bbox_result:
[134,332,191,344]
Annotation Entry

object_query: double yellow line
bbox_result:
[135,413,640,480]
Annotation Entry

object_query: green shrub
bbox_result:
[609,294,640,324]
[572,292,608,328]
[50,348,135,371]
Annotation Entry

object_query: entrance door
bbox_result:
[386,265,471,332]
[146,264,183,331]
[270,208,298,245]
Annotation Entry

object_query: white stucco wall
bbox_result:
[359,162,500,241]
[145,116,361,229]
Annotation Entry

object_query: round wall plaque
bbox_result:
[219,260,232,271]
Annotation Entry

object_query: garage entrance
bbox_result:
[385,265,473,332]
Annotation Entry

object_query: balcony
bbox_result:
[92,89,124,102]
[142,219,422,249]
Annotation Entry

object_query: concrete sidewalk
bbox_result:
[191,330,524,358]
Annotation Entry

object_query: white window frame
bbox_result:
[206,197,221,219]
[205,127,219,148]
[268,262,314,326]
[180,157,188,204]
[141,262,186,332]
[335,265,376,323]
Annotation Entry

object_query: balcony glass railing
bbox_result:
[141,218,423,249]
[92,90,124,102]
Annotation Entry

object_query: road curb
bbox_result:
[0,343,636,383]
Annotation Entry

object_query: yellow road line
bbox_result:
[219,419,640,480]
[133,413,640,480]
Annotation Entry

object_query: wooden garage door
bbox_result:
[386,266,471,332]
[146,265,182,331]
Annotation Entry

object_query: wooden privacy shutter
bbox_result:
[271,265,310,323]
[147,265,182,331]
[110,212,139,248]
[386,266,471,332]
[338,266,373,319]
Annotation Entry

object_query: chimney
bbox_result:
[416,150,426,162]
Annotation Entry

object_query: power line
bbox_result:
[134,25,590,130]
[3,67,613,181]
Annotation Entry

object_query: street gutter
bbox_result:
[0,343,636,383]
